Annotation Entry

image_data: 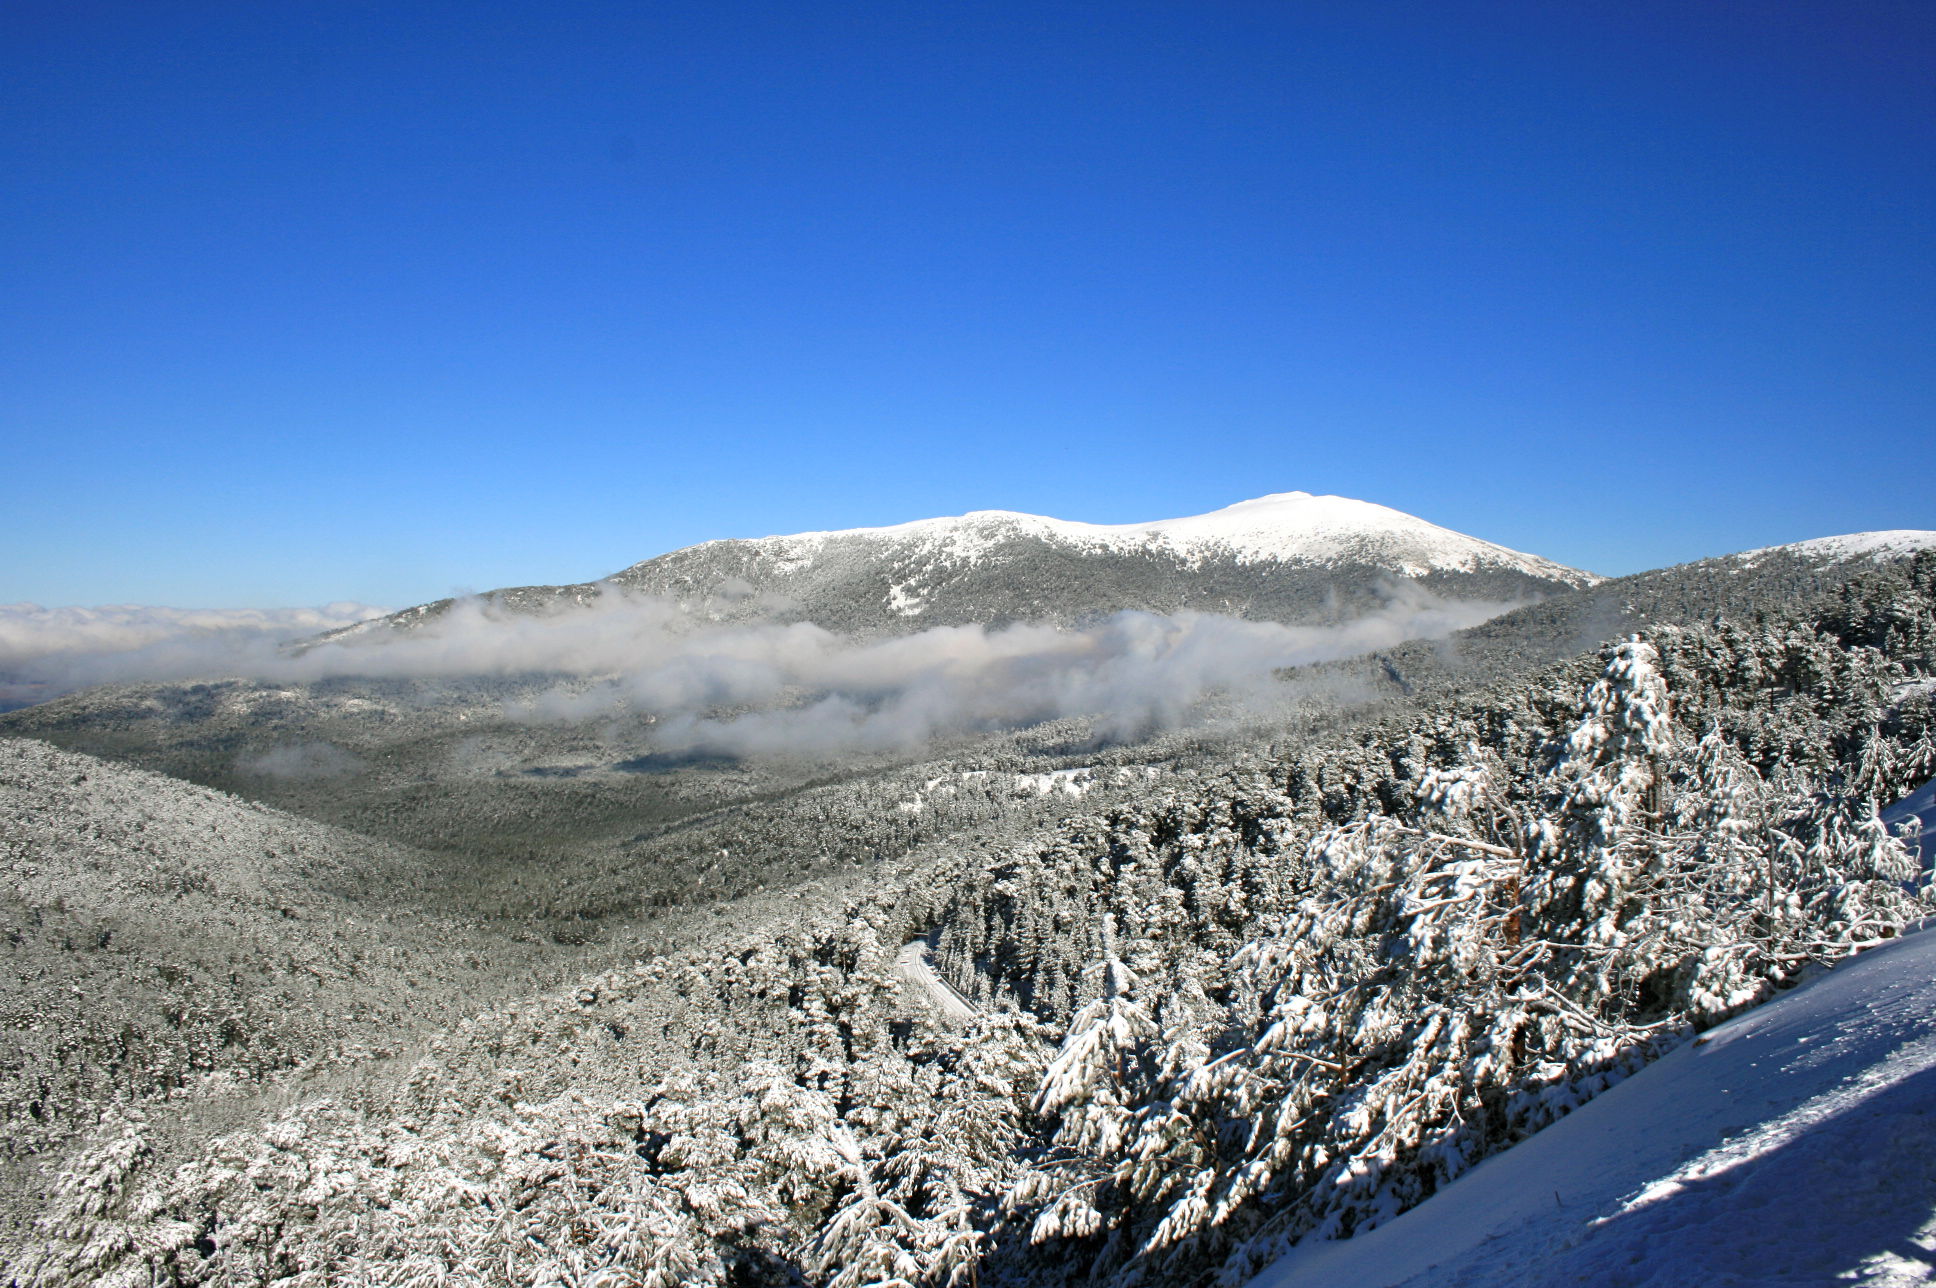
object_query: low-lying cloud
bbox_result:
[0,603,389,711]
[1,588,1515,753]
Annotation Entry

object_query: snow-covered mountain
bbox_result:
[0,737,529,1172]
[627,490,1595,581]
[632,491,1591,580]
[329,491,1598,646]
[1330,526,1936,708]
[3,516,1931,1287]
[587,491,1601,634]
[1732,530,1936,568]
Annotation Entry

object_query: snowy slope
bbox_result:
[1255,925,1936,1288]
[0,736,526,1178]
[1734,530,1936,567]
[1885,773,1936,869]
[629,491,1595,583]
[300,492,1597,649]
[596,491,1599,636]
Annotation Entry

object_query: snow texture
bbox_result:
[894,938,978,1024]
[1885,776,1936,869]
[1734,530,1936,567]
[687,491,1597,583]
[1255,922,1936,1288]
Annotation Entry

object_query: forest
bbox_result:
[7,553,1931,1287]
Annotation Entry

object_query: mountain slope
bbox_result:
[1256,923,1936,1288]
[3,488,1932,1288]
[1737,530,1936,567]
[12,550,1930,1288]
[1329,531,1936,703]
[608,490,1599,633]
[0,736,544,1217]
[326,492,1598,645]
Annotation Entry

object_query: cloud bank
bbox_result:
[0,602,389,710]
[1,587,1512,753]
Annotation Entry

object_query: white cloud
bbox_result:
[0,587,1514,754]
[0,602,388,709]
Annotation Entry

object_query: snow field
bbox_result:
[673,492,1599,582]
[1257,924,1936,1288]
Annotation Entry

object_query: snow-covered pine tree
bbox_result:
[1021,920,1159,1266]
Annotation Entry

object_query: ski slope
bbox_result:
[1254,924,1936,1288]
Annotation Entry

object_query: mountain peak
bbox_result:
[589,492,1602,638]
[311,490,1603,650]
[1207,488,1313,505]
[697,491,1594,584]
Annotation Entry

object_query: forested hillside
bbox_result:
[13,554,1931,1287]
[1327,535,1936,705]
[0,740,554,1231]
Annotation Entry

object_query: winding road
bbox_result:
[895,938,978,1024]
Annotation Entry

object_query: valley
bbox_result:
[2,496,1934,1287]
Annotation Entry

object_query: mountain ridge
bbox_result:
[325,491,1601,644]
[637,491,1599,583]
[1734,529,1936,566]
[1303,529,1936,708]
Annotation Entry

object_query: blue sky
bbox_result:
[4,0,1931,608]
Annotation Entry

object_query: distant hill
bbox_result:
[330,491,1600,643]
[0,737,542,1224]
[1328,531,1936,701]
[0,494,1596,888]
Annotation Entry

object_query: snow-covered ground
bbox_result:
[673,491,1599,583]
[895,938,978,1024]
[1254,925,1936,1288]
[1885,777,1935,868]
[1735,530,1936,567]
[897,767,1114,813]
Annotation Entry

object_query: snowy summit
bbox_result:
[688,491,1597,583]
[589,490,1604,636]
[291,490,1607,659]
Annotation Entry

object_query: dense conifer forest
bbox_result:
[5,552,1931,1286]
